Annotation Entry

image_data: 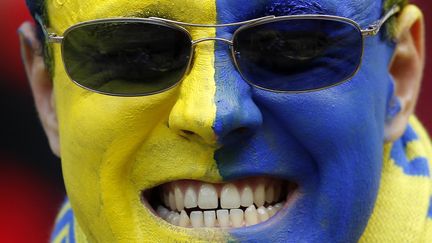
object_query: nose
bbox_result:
[213,39,263,145]
[168,42,218,145]
[168,36,262,146]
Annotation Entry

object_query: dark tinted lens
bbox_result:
[62,21,192,95]
[233,18,363,92]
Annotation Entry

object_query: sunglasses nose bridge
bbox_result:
[191,37,233,46]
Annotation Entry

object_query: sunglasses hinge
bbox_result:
[47,34,64,43]
[361,23,380,36]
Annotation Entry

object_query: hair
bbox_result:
[26,0,409,68]
[26,0,45,44]
[25,0,52,71]
[385,0,409,10]
[384,0,409,37]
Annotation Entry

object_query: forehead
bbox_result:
[47,0,377,31]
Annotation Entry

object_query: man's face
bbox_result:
[47,0,394,242]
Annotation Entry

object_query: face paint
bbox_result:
[213,0,395,242]
[47,0,396,242]
[47,0,231,242]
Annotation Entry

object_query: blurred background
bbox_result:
[0,1,430,242]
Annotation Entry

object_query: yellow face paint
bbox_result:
[47,0,228,241]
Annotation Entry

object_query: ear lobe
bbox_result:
[384,5,425,142]
[19,21,60,157]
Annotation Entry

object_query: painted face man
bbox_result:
[20,0,431,242]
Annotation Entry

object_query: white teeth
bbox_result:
[174,185,184,211]
[179,210,190,227]
[267,206,276,217]
[169,191,176,211]
[274,203,283,211]
[217,209,230,228]
[157,179,292,228]
[230,209,244,228]
[257,206,270,222]
[254,183,265,207]
[190,211,204,228]
[159,202,285,228]
[166,211,177,223]
[221,183,241,209]
[171,212,180,226]
[184,185,198,209]
[245,205,259,226]
[163,180,288,210]
[198,184,218,209]
[157,206,170,219]
[204,211,216,227]
[265,185,274,204]
[240,185,254,207]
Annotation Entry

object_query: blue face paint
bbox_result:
[263,0,326,16]
[213,0,396,242]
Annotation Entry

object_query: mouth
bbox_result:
[142,177,297,228]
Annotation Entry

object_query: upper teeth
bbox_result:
[198,184,218,209]
[151,178,290,228]
[162,179,283,212]
[220,184,241,209]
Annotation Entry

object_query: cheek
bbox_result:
[51,41,180,156]
[52,39,179,204]
[253,66,388,159]
[55,87,179,180]
[253,33,393,154]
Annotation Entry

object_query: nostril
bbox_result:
[181,130,195,136]
[229,127,252,138]
[221,127,253,145]
[178,129,210,144]
[232,127,249,135]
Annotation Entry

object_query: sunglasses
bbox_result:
[37,5,400,96]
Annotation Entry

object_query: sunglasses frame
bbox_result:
[37,5,400,96]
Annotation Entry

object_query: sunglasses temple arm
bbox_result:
[35,14,63,43]
[361,5,401,36]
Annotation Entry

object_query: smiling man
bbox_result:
[19,0,431,242]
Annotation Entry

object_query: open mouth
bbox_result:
[142,177,297,228]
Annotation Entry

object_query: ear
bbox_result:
[384,5,425,142]
[19,21,60,157]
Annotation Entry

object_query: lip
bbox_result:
[141,176,298,229]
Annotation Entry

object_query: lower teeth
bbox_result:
[157,202,284,228]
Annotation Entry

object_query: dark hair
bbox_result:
[26,0,45,45]
[26,0,54,73]
[26,0,44,18]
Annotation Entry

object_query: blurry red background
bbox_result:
[0,1,430,242]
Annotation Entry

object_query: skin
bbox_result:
[19,0,424,242]
[46,1,227,242]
